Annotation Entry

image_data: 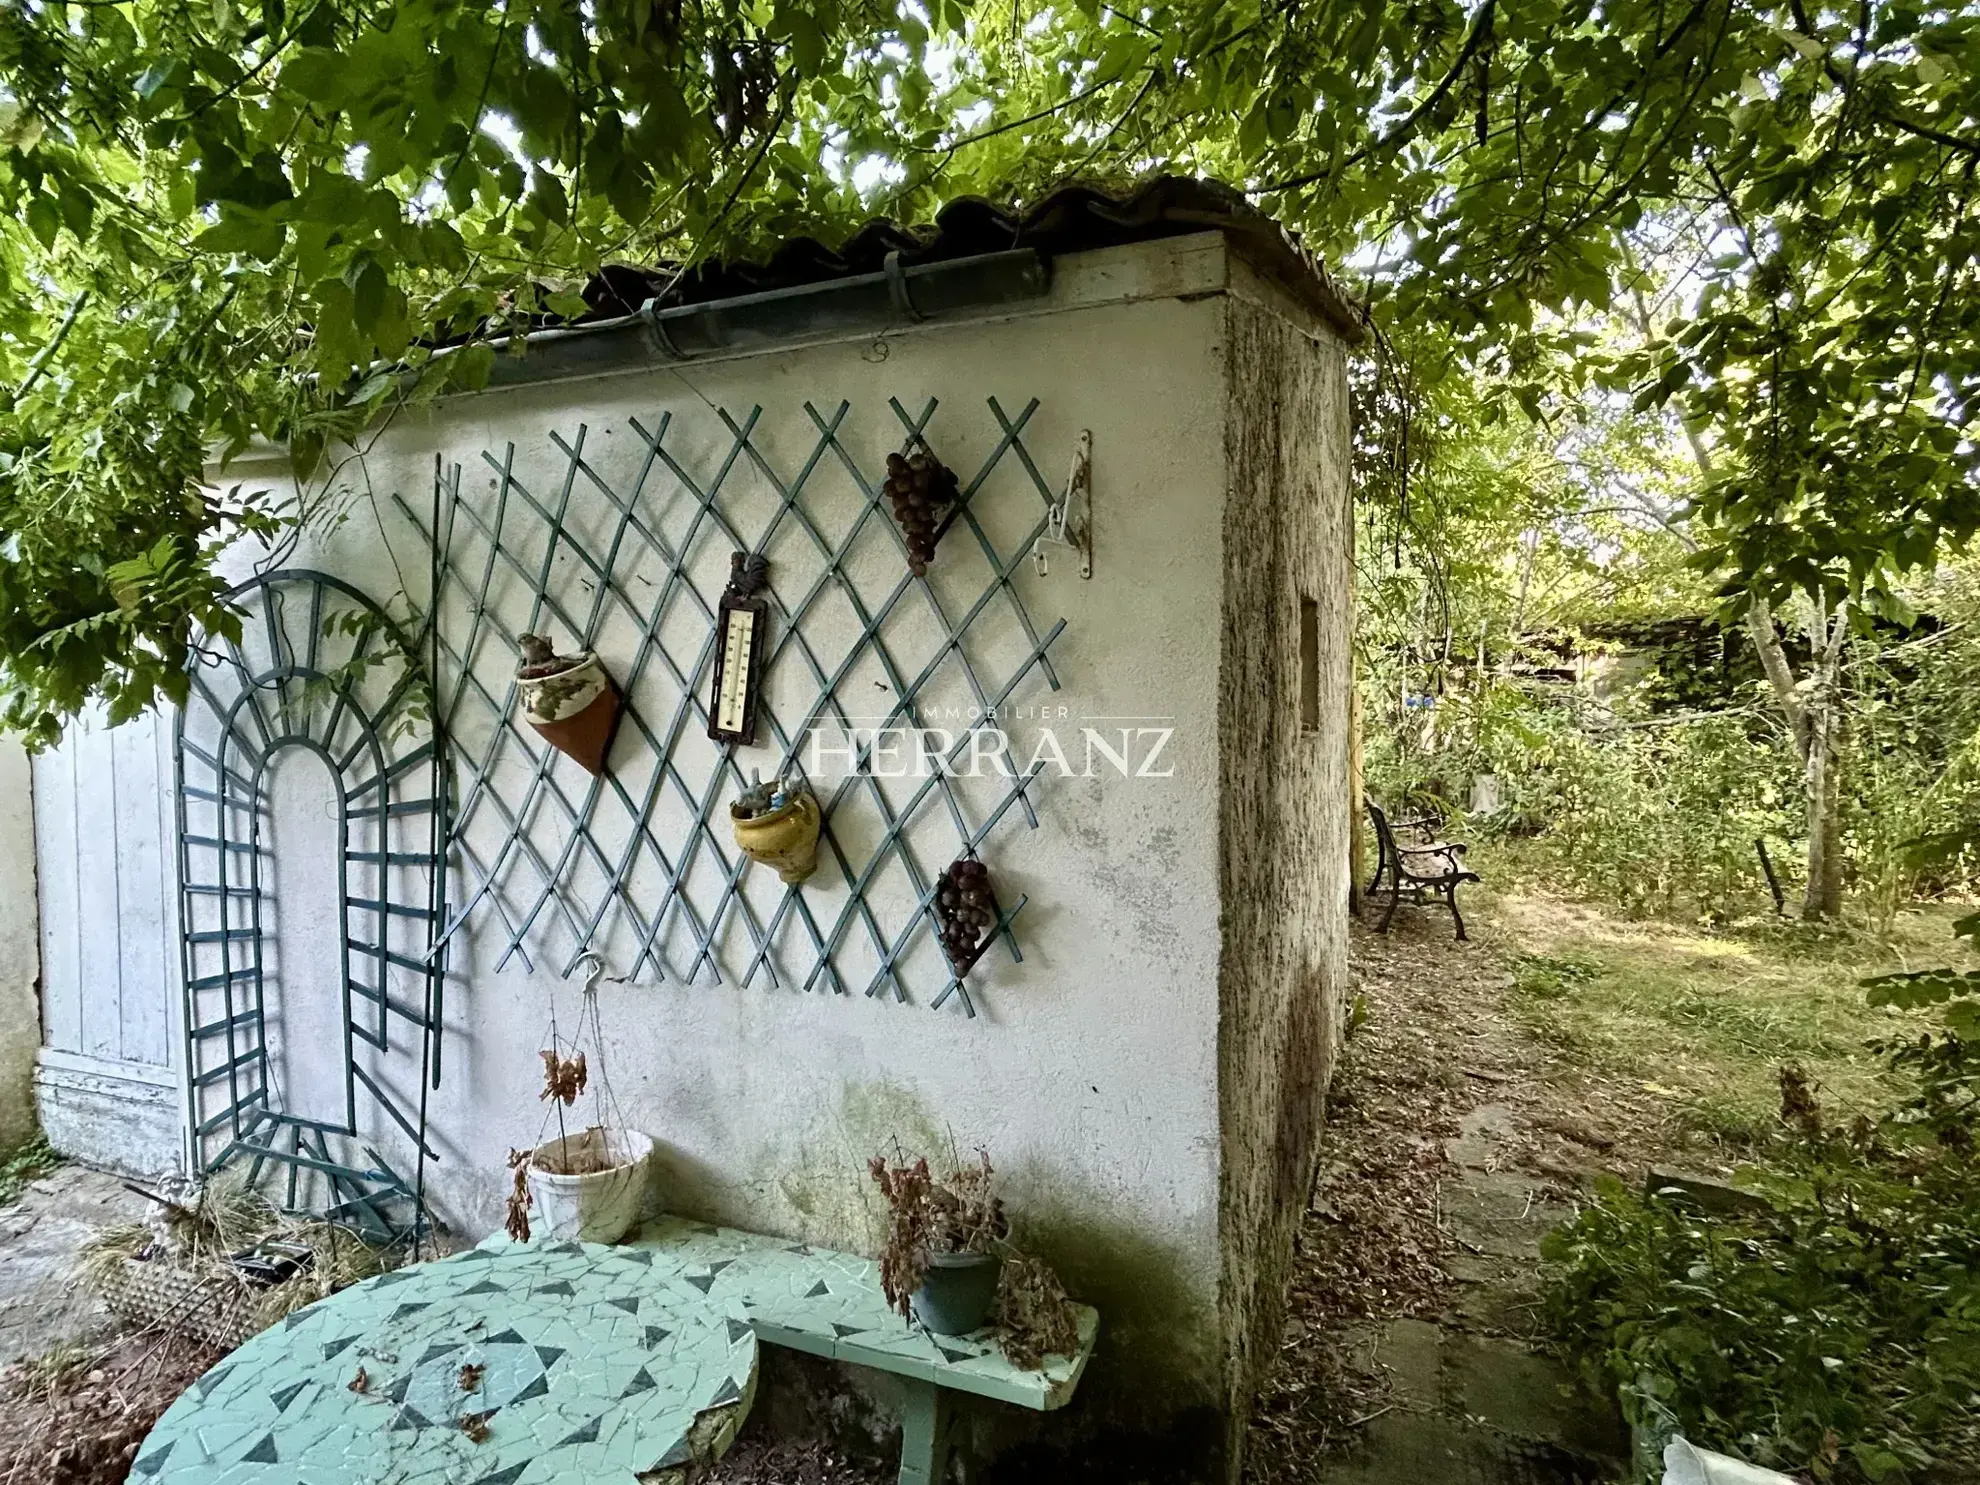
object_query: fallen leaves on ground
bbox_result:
[1245,918,1469,1479]
[0,1330,220,1485]
[696,1435,889,1484]
[1246,903,1676,1480]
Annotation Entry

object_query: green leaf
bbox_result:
[349,371,397,404]
[280,48,346,105]
[291,429,326,482]
[193,212,288,260]
[449,342,496,391]
[24,196,60,250]
[527,172,569,227]
[349,258,388,334]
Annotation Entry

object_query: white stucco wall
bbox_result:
[38,233,1355,1447]
[209,237,1240,1411]
[0,739,41,1152]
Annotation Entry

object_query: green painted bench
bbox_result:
[623,1215,1099,1484]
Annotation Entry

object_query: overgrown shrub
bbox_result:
[1366,676,1801,919]
[1367,596,1980,922]
[1545,1162,1980,1480]
[1542,953,1980,1481]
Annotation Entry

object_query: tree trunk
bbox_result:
[1799,599,1850,920]
[1746,598,1808,752]
[1623,258,1848,916]
[1802,706,1844,919]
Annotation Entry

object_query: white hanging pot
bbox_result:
[524,1126,654,1244]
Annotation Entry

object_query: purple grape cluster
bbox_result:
[883,449,960,575]
[936,856,996,971]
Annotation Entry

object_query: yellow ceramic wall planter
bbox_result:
[731,789,822,885]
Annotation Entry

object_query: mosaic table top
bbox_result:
[617,1216,1098,1411]
[133,1241,758,1485]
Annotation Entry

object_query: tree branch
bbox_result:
[1252,0,1496,196]
[1784,0,1980,157]
[5,291,90,410]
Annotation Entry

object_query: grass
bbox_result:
[0,1134,63,1208]
[1484,884,1971,1147]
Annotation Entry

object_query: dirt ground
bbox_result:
[1244,900,1675,1485]
[0,1331,221,1485]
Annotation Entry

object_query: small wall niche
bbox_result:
[1299,596,1320,734]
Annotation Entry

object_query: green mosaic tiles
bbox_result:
[137,1218,1097,1485]
[133,1241,757,1485]
[619,1216,1098,1411]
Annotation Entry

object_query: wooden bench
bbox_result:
[1365,800,1480,941]
[624,1216,1098,1484]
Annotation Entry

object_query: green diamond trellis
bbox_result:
[393,396,1069,1016]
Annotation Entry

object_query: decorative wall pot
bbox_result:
[911,1251,1002,1335]
[516,644,621,776]
[731,788,822,885]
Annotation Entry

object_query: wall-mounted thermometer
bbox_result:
[708,551,771,746]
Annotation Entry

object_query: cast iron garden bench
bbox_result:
[1365,799,1480,941]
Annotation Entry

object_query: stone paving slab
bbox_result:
[1321,1411,1618,1485]
[1321,1091,1630,1485]
[0,1164,151,1364]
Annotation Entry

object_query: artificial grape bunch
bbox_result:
[935,855,998,974]
[882,448,961,575]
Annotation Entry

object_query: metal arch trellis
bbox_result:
[395,395,1070,1017]
[175,569,445,1242]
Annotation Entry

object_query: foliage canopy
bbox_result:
[0,0,1975,738]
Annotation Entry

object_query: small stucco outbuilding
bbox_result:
[29,178,1359,1476]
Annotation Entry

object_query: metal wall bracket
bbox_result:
[1031,430,1092,578]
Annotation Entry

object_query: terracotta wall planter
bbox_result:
[516,651,621,775]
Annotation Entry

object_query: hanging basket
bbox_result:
[516,651,621,776]
[525,1126,654,1244]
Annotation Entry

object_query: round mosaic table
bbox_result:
[131,1240,758,1485]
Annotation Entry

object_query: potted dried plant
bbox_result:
[870,1148,1009,1336]
[506,955,652,1245]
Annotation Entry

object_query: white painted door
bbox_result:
[32,706,185,1174]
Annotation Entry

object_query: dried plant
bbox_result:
[348,1366,369,1394]
[504,1148,533,1243]
[459,1409,494,1443]
[1780,1061,1823,1139]
[10,1341,95,1402]
[539,1049,587,1106]
[868,1148,1008,1318]
[458,1362,484,1393]
[80,1172,399,1343]
[994,1254,1080,1370]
